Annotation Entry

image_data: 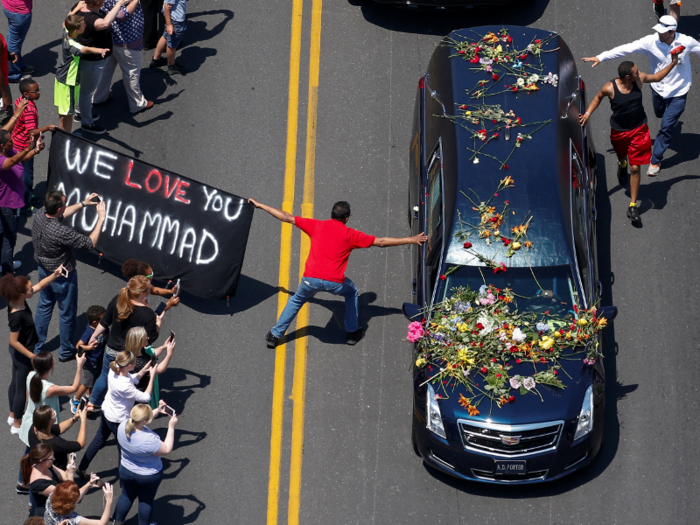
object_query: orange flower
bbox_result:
[500,175,514,186]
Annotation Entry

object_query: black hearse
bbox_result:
[405,26,616,483]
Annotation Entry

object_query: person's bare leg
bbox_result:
[166,45,176,66]
[670,3,680,21]
[59,115,73,133]
[153,36,167,61]
[629,164,641,204]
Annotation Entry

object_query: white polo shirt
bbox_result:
[597,32,700,98]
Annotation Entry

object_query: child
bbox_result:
[12,78,57,215]
[149,0,187,75]
[70,305,107,413]
[55,11,110,133]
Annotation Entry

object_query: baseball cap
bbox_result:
[653,15,677,34]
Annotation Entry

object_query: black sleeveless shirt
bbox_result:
[609,79,647,131]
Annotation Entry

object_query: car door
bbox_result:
[423,142,444,309]
[570,143,595,307]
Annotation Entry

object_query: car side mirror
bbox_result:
[598,306,618,321]
[402,302,421,321]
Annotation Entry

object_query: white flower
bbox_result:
[523,377,536,390]
[528,74,540,83]
[516,77,525,86]
[510,376,522,389]
[477,314,495,336]
[473,157,480,164]
[512,327,527,344]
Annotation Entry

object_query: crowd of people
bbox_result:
[0,188,181,523]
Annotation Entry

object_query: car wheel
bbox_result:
[411,413,421,457]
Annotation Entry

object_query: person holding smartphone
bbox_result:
[113,402,177,525]
[125,326,175,410]
[85,275,176,412]
[28,404,88,471]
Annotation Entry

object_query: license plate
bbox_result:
[494,460,527,475]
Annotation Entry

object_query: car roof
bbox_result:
[426,26,580,269]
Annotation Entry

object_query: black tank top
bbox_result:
[609,79,647,131]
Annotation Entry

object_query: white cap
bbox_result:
[653,15,677,33]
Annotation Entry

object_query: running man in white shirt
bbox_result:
[583,15,700,177]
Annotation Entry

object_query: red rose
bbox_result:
[477,323,485,330]
[507,36,513,43]
[503,238,511,246]
[490,217,499,223]
[553,370,559,375]
[496,373,502,378]
[516,358,522,364]
[504,200,509,204]
[508,396,515,402]
[475,46,482,52]
[463,241,472,249]
[511,86,518,92]
[458,50,466,54]
[440,275,446,281]
[492,133,499,138]
[492,74,499,81]
[481,367,488,374]
[535,39,541,44]
[520,54,527,59]
[459,104,467,110]
[515,117,521,124]
[494,193,498,197]
[470,57,480,64]
[504,164,509,170]
[492,119,497,124]
[491,358,497,363]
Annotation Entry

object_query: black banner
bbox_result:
[47,130,254,300]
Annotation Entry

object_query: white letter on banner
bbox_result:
[196,229,219,264]
[139,213,162,247]
[81,204,99,232]
[223,197,243,221]
[158,217,180,254]
[93,151,117,179]
[65,143,93,174]
[118,205,136,242]
[103,200,122,236]
[179,228,197,262]
[203,187,217,211]
[65,188,81,228]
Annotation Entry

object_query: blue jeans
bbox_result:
[21,157,33,208]
[272,277,359,338]
[114,465,164,524]
[34,266,79,359]
[0,207,19,275]
[651,90,687,165]
[78,413,121,472]
[76,58,106,125]
[2,8,32,81]
[89,349,117,407]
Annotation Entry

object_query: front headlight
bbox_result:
[426,383,446,439]
[573,385,594,441]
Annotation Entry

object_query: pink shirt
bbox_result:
[1,1,32,14]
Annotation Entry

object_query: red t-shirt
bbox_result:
[295,217,376,283]
[12,96,38,149]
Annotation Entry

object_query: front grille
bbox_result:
[458,420,563,457]
[472,468,548,482]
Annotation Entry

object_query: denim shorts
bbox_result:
[164,21,186,49]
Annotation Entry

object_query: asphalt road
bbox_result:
[0,0,699,524]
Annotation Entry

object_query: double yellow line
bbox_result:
[267,1,323,523]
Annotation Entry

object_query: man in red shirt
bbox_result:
[249,199,428,346]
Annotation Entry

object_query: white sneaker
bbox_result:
[12,260,21,270]
[647,164,661,177]
[7,416,14,426]
[10,425,21,435]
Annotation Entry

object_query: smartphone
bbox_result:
[173,279,181,297]
[149,354,158,366]
[169,331,175,343]
[162,405,176,417]
[94,195,101,203]
[154,302,166,315]
[77,346,84,357]
[78,398,86,412]
[61,267,69,278]
[69,453,76,462]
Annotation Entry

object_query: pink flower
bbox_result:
[406,321,424,343]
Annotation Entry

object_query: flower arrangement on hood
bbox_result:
[409,285,607,415]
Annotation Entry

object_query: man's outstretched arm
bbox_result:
[372,232,428,247]
[248,198,295,225]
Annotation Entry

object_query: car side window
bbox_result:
[571,149,591,305]
[426,147,443,251]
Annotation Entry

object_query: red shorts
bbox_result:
[610,124,652,165]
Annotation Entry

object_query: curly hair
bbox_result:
[51,480,80,515]
[0,274,30,302]
[24,517,46,525]
[122,259,152,280]
[87,304,106,324]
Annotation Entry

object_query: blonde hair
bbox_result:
[125,404,153,439]
[109,350,135,373]
[125,326,148,357]
[117,276,151,321]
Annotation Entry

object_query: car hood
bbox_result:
[427,353,594,426]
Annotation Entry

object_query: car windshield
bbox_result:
[440,264,577,318]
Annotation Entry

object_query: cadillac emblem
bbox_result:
[501,435,521,446]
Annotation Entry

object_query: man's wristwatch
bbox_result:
[81,201,86,207]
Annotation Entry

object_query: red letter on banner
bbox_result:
[145,170,162,193]
[124,161,141,189]
[174,181,191,204]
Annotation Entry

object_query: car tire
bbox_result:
[411,414,421,457]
